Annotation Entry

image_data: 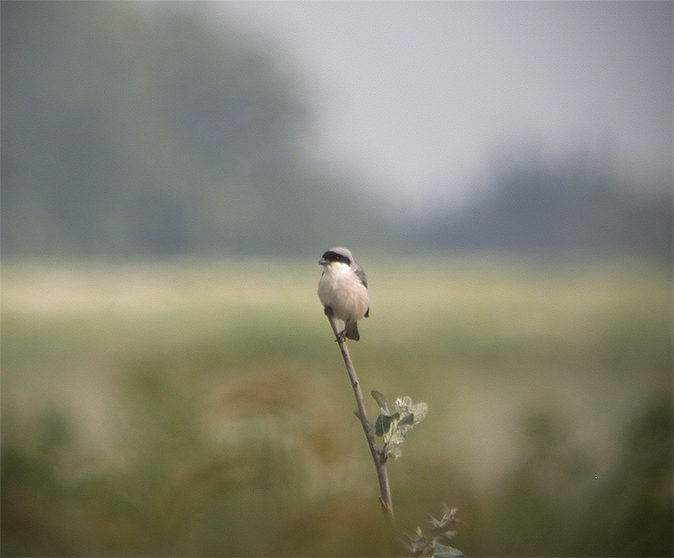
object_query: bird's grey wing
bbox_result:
[354,265,368,288]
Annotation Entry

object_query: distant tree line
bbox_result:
[2,2,670,259]
[1,2,379,257]
[417,152,672,260]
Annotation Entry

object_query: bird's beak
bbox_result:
[319,257,328,266]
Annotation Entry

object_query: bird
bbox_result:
[317,247,370,341]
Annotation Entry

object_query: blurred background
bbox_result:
[1,1,672,556]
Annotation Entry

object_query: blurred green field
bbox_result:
[2,255,672,556]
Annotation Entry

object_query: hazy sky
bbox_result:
[217,1,672,212]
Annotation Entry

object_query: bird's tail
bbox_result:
[345,320,360,341]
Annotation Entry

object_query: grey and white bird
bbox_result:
[317,247,370,341]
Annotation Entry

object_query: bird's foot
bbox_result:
[335,329,347,343]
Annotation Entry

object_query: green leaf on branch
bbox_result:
[371,390,389,413]
[375,413,394,436]
[371,392,429,460]
[398,413,415,427]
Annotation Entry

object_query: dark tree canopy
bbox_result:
[1,2,375,256]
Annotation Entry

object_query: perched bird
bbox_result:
[317,247,370,341]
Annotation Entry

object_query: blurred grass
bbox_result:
[1,255,672,556]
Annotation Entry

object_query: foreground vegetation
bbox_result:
[2,255,672,556]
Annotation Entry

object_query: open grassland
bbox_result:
[2,255,672,556]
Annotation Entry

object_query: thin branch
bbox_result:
[324,309,395,525]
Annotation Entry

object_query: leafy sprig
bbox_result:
[371,391,429,461]
[405,505,464,557]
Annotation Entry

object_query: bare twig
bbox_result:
[324,309,395,525]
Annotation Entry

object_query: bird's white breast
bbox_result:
[318,262,369,322]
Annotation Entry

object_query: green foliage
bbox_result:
[476,398,673,557]
[1,256,671,556]
[575,396,673,557]
[405,506,464,558]
[372,391,429,460]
